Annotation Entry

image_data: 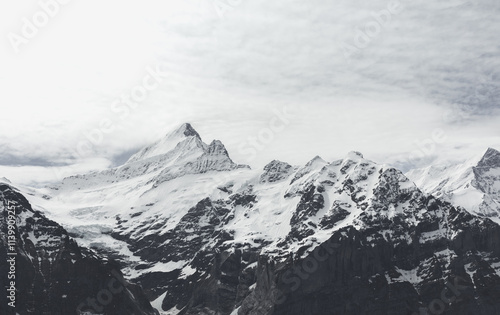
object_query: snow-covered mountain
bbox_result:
[406,147,500,223]
[0,183,158,315]
[8,124,500,315]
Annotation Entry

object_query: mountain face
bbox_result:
[126,123,203,164]
[0,183,158,315]
[406,147,500,222]
[18,124,500,315]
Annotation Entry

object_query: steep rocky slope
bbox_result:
[0,183,158,315]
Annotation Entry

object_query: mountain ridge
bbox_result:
[6,125,500,315]
[406,147,500,222]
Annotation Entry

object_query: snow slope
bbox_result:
[406,147,500,223]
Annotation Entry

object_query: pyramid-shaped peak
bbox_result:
[207,140,229,156]
[477,147,500,168]
[170,123,201,139]
[260,160,293,183]
[126,123,203,164]
[306,155,327,165]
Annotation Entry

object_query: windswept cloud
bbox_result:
[0,0,499,185]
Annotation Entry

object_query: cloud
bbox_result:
[0,0,499,185]
[0,158,112,187]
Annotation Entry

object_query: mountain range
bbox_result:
[2,123,500,315]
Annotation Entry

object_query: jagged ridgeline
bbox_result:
[5,123,500,314]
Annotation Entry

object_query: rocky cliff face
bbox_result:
[166,152,500,315]
[473,148,500,216]
[0,184,158,315]
[240,196,500,315]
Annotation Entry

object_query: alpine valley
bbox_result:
[2,123,500,315]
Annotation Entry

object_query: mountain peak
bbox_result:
[346,151,364,160]
[126,123,202,164]
[260,160,293,183]
[207,140,229,156]
[306,155,327,166]
[172,123,200,139]
[477,147,500,169]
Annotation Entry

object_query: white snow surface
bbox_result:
[406,148,500,223]
[127,123,204,164]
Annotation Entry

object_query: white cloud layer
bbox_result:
[1,0,499,185]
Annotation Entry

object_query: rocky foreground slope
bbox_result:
[0,183,158,315]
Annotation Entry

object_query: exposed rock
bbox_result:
[260,161,294,183]
[0,184,158,315]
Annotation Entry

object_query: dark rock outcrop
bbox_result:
[260,161,294,184]
[0,184,158,315]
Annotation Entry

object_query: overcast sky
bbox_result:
[1,0,499,186]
